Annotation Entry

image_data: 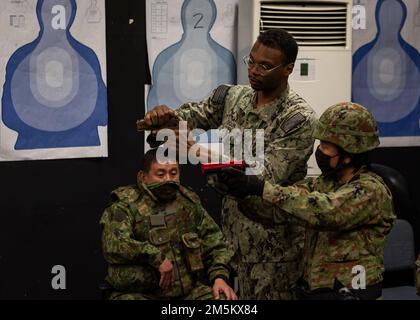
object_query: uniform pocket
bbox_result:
[325,240,360,262]
[149,227,171,246]
[181,232,204,272]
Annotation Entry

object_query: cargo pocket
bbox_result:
[149,227,171,246]
[181,232,204,272]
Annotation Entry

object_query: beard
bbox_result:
[249,76,263,91]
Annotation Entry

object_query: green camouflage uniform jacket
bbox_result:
[261,166,396,291]
[175,84,316,298]
[100,182,232,299]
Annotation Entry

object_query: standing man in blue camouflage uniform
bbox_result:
[143,29,316,299]
[100,148,237,300]
[221,103,396,300]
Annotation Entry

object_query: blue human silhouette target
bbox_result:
[2,0,107,150]
[147,0,236,111]
[352,0,420,138]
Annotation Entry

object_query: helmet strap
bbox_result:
[335,154,347,171]
[334,150,354,173]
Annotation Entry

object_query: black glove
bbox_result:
[212,180,230,196]
[219,167,265,198]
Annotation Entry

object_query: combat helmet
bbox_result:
[313,102,380,154]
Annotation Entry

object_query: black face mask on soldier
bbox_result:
[315,146,339,174]
[147,181,180,202]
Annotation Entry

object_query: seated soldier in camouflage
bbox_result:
[220,103,396,300]
[100,148,237,300]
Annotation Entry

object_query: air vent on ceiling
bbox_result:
[260,1,348,47]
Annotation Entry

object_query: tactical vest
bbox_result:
[112,184,205,298]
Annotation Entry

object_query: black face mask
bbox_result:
[315,146,338,174]
[147,181,180,203]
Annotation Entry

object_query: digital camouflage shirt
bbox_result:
[261,166,396,291]
[175,85,316,267]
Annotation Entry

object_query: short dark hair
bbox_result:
[140,148,159,173]
[140,148,180,173]
[257,29,298,65]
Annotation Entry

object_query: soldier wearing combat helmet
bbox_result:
[220,102,396,300]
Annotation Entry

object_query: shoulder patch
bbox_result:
[211,85,231,105]
[280,112,306,134]
[113,208,128,223]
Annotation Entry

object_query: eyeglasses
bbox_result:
[242,55,283,75]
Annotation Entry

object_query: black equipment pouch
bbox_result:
[211,85,231,105]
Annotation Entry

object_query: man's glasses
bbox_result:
[243,55,283,75]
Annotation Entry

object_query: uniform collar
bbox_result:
[137,180,159,202]
[348,165,368,183]
[334,165,368,187]
[137,180,186,205]
[247,85,290,122]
